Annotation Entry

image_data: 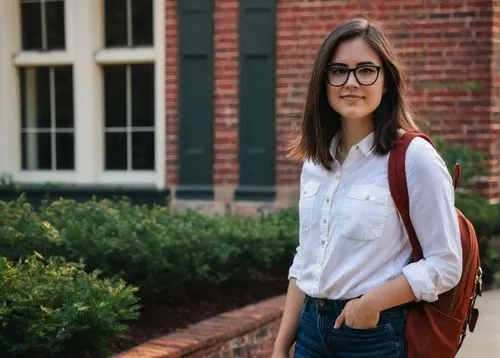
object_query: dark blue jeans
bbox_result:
[294,296,408,358]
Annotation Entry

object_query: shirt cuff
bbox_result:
[402,261,439,302]
[288,265,301,280]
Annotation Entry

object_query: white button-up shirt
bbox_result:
[289,132,462,302]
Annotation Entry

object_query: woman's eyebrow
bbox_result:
[329,61,378,67]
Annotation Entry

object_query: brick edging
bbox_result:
[113,295,287,357]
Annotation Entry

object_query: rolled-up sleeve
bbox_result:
[401,138,462,302]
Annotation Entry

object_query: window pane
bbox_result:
[131,0,153,46]
[103,65,127,127]
[21,1,42,50]
[105,132,127,170]
[36,68,52,128]
[104,0,127,47]
[54,66,74,128]
[131,64,154,127]
[56,133,74,169]
[132,132,154,170]
[20,67,51,129]
[46,0,65,50]
[22,132,51,170]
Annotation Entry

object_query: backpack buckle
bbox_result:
[475,267,483,297]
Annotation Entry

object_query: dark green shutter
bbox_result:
[177,0,214,199]
[236,0,276,201]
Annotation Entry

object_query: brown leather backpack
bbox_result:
[388,131,483,358]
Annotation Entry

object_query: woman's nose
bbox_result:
[345,71,359,87]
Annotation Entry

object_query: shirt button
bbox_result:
[323,219,327,224]
[356,146,360,151]
[326,198,330,203]
[335,175,340,180]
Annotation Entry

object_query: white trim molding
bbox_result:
[13,52,73,66]
[95,48,156,64]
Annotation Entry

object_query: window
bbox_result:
[18,0,74,172]
[20,66,74,170]
[0,0,164,186]
[21,0,65,50]
[104,0,153,47]
[100,0,156,174]
[103,64,155,171]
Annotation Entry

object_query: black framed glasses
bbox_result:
[325,65,382,87]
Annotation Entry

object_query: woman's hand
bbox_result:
[271,348,289,358]
[334,297,380,329]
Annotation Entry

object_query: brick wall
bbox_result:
[213,1,239,197]
[275,0,498,201]
[165,0,178,187]
[113,296,286,358]
[189,319,281,358]
[166,0,499,204]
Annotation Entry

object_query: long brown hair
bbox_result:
[288,17,419,170]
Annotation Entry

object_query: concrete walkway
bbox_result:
[456,289,500,358]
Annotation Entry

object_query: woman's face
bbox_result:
[326,37,385,124]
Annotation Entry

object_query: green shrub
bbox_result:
[455,193,500,288]
[434,135,500,287]
[0,197,299,293]
[0,254,139,358]
[433,136,486,187]
[0,199,52,260]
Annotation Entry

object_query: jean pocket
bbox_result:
[339,323,400,357]
[299,296,310,321]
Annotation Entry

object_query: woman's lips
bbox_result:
[340,95,363,99]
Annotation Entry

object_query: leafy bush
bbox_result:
[455,193,500,288]
[433,136,486,187]
[0,254,139,358]
[434,135,500,287]
[0,197,299,294]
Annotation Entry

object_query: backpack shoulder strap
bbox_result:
[388,131,435,262]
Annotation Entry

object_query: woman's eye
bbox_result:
[359,67,375,74]
[331,68,347,75]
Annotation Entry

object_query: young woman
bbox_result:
[272,18,462,358]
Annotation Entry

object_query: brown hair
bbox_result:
[288,17,420,170]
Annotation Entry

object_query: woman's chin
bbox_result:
[339,111,370,122]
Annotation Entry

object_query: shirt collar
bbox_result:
[329,131,375,158]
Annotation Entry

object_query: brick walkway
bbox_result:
[456,289,500,358]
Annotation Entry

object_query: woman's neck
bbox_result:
[339,117,374,154]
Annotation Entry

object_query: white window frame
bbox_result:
[0,0,165,188]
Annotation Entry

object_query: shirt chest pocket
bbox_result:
[340,185,391,241]
[299,181,321,232]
